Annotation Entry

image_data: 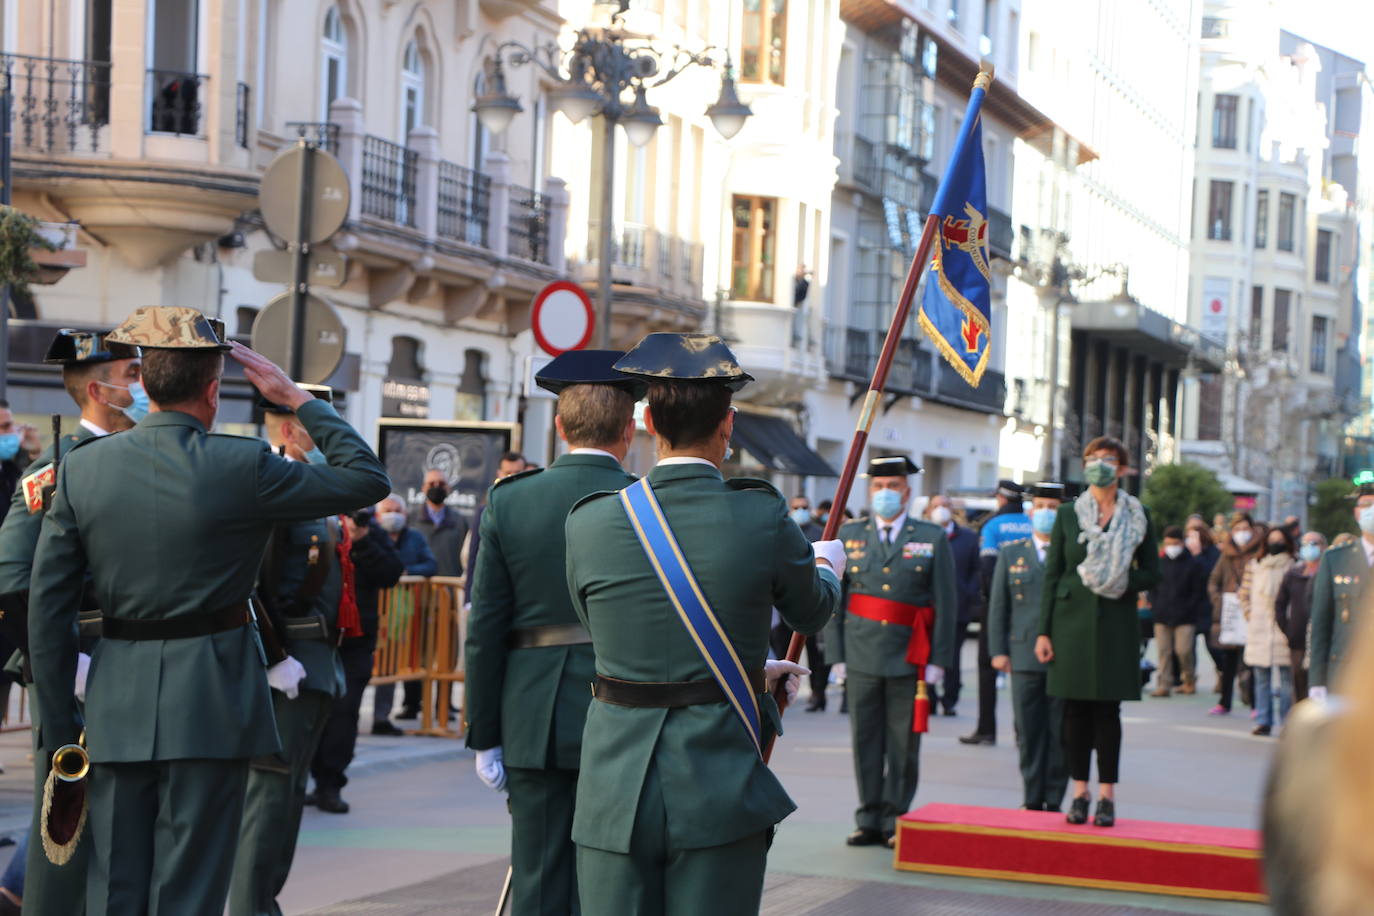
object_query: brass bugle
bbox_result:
[52,731,89,783]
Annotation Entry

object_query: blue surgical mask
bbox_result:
[1360,505,1374,535]
[0,434,18,462]
[790,508,812,526]
[100,379,150,424]
[1032,507,1057,534]
[304,446,328,466]
[870,488,904,519]
[1299,544,1322,563]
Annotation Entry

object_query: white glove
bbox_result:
[812,539,845,573]
[829,662,847,684]
[475,746,507,792]
[1307,685,1328,703]
[765,659,810,704]
[74,652,91,702]
[266,656,307,700]
[924,664,944,685]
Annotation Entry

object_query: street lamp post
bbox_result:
[472,8,751,348]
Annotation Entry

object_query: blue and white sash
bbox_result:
[619,477,763,757]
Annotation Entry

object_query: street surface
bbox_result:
[0,645,1274,914]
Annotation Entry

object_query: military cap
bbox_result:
[996,478,1025,499]
[865,455,920,478]
[42,328,140,365]
[1350,482,1374,500]
[613,333,754,391]
[1027,481,1066,501]
[105,306,232,351]
[258,383,333,415]
[535,349,647,398]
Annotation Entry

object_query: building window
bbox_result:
[731,195,777,301]
[1316,229,1333,282]
[1245,97,1255,152]
[321,5,347,121]
[1207,180,1233,241]
[1212,94,1237,148]
[455,348,488,420]
[1277,192,1296,251]
[741,0,785,84]
[981,0,996,56]
[1254,190,1267,248]
[1311,315,1329,374]
[235,306,259,336]
[1250,285,1263,352]
[400,38,426,139]
[948,0,960,29]
[1272,289,1291,352]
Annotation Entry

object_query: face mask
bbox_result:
[1299,544,1322,563]
[1185,534,1201,552]
[378,511,407,533]
[871,488,903,519]
[304,447,328,466]
[1360,505,1374,534]
[789,508,812,526]
[1265,542,1287,556]
[101,380,150,424]
[930,506,952,525]
[426,484,449,505]
[0,434,18,462]
[1164,544,1184,559]
[818,512,828,524]
[1083,460,1117,488]
[1232,529,1252,547]
[1032,507,1056,534]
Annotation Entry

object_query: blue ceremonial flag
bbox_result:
[918,72,993,388]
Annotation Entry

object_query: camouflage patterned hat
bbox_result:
[105,307,232,351]
[612,333,754,392]
[42,328,140,365]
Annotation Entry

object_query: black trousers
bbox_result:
[1216,647,1241,711]
[939,622,996,736]
[311,638,375,791]
[1062,699,1121,784]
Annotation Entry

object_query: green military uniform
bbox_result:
[986,536,1067,810]
[29,307,391,916]
[229,507,347,916]
[465,452,635,915]
[564,333,840,915]
[825,474,957,841]
[1309,540,1370,689]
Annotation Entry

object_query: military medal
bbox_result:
[307,535,321,566]
[1342,608,1350,623]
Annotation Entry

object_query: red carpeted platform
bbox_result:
[893,803,1265,903]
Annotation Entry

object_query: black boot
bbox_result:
[1066,796,1089,825]
[316,786,351,814]
[1093,798,1115,827]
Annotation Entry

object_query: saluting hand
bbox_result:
[229,342,310,410]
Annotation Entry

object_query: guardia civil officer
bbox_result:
[0,328,141,914]
[229,385,361,916]
[987,482,1069,812]
[464,349,642,916]
[825,456,957,848]
[28,307,391,916]
[564,333,843,916]
[1308,482,1374,699]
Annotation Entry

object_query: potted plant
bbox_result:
[0,207,85,287]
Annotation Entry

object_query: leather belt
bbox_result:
[847,594,935,667]
[102,603,252,641]
[508,623,592,650]
[78,609,103,640]
[593,670,767,708]
[283,613,334,643]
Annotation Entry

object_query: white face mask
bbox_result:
[1164,544,1184,559]
[1232,529,1252,547]
[930,506,952,525]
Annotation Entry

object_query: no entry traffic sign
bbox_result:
[531,281,594,356]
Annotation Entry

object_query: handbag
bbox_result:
[1218,592,1247,647]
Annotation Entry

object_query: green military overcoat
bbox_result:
[1037,501,1160,702]
[0,429,91,595]
[29,401,391,759]
[1309,541,1369,688]
[465,452,635,769]
[565,463,838,853]
[986,537,1049,672]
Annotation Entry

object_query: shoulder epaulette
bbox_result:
[491,467,543,490]
[909,518,944,536]
[569,488,619,514]
[724,476,781,497]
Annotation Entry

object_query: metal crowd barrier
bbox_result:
[371,575,467,737]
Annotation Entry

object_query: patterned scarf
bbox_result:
[1073,488,1147,600]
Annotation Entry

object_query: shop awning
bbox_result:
[731,413,837,478]
[1217,472,1265,495]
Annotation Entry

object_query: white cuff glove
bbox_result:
[74,652,91,702]
[924,664,944,685]
[1307,685,1328,703]
[475,746,507,792]
[266,656,307,700]
[812,539,845,573]
[829,662,847,684]
[764,659,811,704]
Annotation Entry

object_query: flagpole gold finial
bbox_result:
[975,60,995,92]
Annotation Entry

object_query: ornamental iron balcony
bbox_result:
[436,161,490,248]
[1,53,110,154]
[507,184,550,265]
[361,135,418,227]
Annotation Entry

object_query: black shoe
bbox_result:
[1093,798,1115,827]
[941,707,958,717]
[372,720,404,736]
[805,697,826,712]
[958,732,995,746]
[1251,724,1272,736]
[315,788,350,814]
[845,827,885,846]
[1066,796,1089,825]
[303,791,318,807]
[398,705,420,720]
[839,695,848,714]
[884,832,896,849]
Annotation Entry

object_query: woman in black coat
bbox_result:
[1274,531,1325,703]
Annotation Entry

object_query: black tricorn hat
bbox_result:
[1350,482,1374,500]
[996,479,1025,499]
[43,329,140,365]
[1027,481,1066,501]
[257,383,333,415]
[865,455,920,478]
[535,349,647,398]
[613,333,754,392]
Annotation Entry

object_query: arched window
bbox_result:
[400,38,426,139]
[321,5,348,120]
